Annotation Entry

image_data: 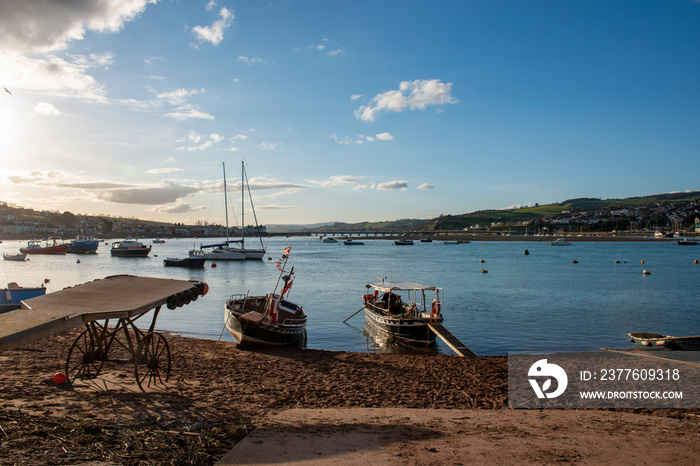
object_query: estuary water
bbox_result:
[1,237,698,356]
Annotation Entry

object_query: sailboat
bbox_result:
[190,161,266,261]
[230,161,266,260]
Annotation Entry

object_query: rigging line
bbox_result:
[243,164,265,249]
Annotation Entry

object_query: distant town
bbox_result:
[1,192,699,240]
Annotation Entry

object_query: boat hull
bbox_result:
[225,295,306,347]
[111,247,151,257]
[363,305,442,347]
[164,257,206,268]
[3,253,27,261]
[20,245,66,254]
[66,241,99,254]
[628,332,700,351]
[0,286,47,313]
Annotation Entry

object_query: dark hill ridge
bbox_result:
[2,190,699,235]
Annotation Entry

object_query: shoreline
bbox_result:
[1,329,698,464]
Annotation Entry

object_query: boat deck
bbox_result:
[0,275,207,352]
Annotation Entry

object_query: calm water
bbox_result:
[2,237,698,356]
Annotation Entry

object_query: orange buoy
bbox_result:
[695,259,698,264]
[211,263,217,268]
[480,259,485,263]
[52,372,66,385]
[614,260,620,263]
[641,260,645,264]
[480,269,488,273]
[572,260,578,264]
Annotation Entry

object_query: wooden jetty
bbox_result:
[0,274,208,391]
[428,323,477,357]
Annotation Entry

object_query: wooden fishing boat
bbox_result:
[628,332,700,351]
[0,282,46,313]
[66,235,100,254]
[20,237,66,254]
[362,280,444,347]
[224,247,306,347]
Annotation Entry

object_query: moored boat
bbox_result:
[677,239,698,246]
[224,247,306,347]
[628,332,700,351]
[20,237,66,254]
[66,235,100,254]
[361,280,444,347]
[321,236,338,243]
[3,252,27,261]
[163,256,206,268]
[343,239,365,245]
[394,239,414,245]
[110,239,151,257]
[192,162,266,260]
[0,282,47,313]
[549,238,572,246]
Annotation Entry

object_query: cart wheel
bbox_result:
[65,329,103,383]
[134,332,171,391]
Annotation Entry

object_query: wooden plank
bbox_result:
[239,311,264,323]
[0,275,206,352]
[428,323,477,358]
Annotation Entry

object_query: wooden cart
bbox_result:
[0,275,208,391]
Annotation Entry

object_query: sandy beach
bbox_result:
[0,328,698,464]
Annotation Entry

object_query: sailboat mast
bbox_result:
[241,161,246,248]
[223,162,229,244]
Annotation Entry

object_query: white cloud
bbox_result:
[237,56,266,66]
[0,0,154,100]
[151,202,207,214]
[192,7,234,46]
[258,142,279,150]
[156,88,204,105]
[33,102,60,116]
[144,168,184,174]
[376,180,408,190]
[176,132,224,150]
[350,94,363,100]
[6,169,200,206]
[165,105,214,120]
[309,175,362,187]
[416,183,434,190]
[330,132,393,145]
[355,79,458,122]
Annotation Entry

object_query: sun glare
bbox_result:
[0,104,24,161]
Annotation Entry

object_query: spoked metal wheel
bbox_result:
[134,332,171,391]
[65,329,104,384]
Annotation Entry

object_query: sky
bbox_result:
[1,0,699,227]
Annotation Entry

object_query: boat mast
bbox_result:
[241,160,245,249]
[223,162,230,246]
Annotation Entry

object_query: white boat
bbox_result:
[321,237,338,243]
[191,162,266,260]
[549,238,572,246]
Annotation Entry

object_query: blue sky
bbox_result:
[1,0,699,226]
